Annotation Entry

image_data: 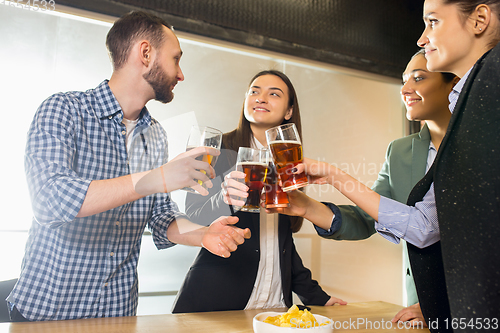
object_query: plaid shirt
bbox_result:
[8,80,186,321]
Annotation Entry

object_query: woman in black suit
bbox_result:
[412,0,500,327]
[172,70,346,313]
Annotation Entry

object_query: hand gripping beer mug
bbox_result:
[264,151,289,208]
[235,147,268,212]
[265,123,308,192]
[183,125,223,193]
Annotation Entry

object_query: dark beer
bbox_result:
[237,162,268,212]
[264,162,289,208]
[268,140,308,192]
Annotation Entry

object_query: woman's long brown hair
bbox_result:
[223,70,304,233]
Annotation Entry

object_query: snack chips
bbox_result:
[263,304,330,328]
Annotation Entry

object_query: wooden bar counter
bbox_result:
[0,301,430,333]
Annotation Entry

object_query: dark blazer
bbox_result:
[433,44,500,321]
[171,143,330,313]
[408,43,500,331]
[407,170,452,332]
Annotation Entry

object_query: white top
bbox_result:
[122,117,138,152]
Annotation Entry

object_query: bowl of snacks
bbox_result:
[253,305,333,332]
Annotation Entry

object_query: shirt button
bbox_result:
[108,116,112,120]
[115,221,120,226]
[104,283,108,287]
[121,130,126,135]
[110,252,115,257]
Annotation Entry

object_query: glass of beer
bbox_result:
[183,125,223,193]
[265,123,308,192]
[264,156,290,208]
[235,147,268,212]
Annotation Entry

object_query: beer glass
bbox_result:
[183,125,223,193]
[235,147,268,212]
[264,157,290,208]
[265,123,308,192]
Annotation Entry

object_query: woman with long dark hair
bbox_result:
[172,70,346,313]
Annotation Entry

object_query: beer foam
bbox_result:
[268,140,301,145]
[237,161,269,167]
[186,146,221,150]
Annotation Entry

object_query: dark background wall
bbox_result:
[58,0,425,79]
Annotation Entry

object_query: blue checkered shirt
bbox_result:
[8,80,186,321]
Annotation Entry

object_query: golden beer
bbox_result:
[186,146,218,167]
[186,146,219,187]
[237,162,268,212]
[268,140,308,192]
[182,125,223,193]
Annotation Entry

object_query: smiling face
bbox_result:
[418,0,479,76]
[401,53,455,121]
[143,26,184,104]
[243,74,293,129]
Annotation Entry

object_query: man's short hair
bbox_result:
[106,11,171,70]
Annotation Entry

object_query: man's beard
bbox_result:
[143,61,176,104]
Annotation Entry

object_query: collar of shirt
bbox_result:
[251,135,265,149]
[95,80,152,129]
[448,67,473,114]
[426,140,437,173]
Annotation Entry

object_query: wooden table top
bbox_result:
[0,301,430,333]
